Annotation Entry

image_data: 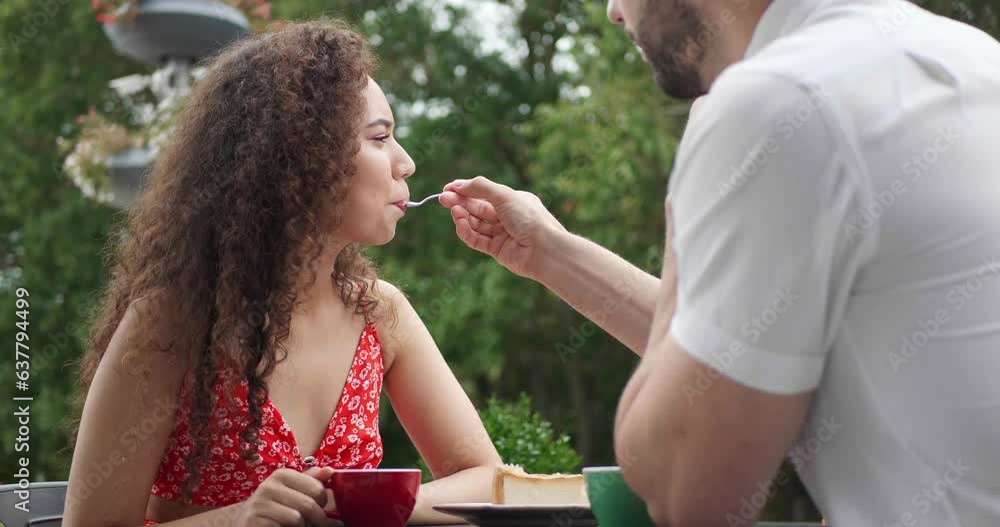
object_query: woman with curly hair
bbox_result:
[64,20,501,527]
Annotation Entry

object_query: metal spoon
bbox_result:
[406,193,442,208]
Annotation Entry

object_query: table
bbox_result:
[419,523,823,526]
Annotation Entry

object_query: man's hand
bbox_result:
[439,176,566,280]
[441,175,662,355]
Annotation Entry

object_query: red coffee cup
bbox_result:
[325,468,421,527]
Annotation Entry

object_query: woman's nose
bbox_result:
[395,146,415,180]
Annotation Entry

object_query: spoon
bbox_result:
[406,193,442,208]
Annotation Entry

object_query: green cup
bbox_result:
[583,466,656,527]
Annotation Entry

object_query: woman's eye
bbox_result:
[374,135,390,144]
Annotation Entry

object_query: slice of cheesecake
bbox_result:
[492,464,590,505]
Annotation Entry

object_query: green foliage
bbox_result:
[479,393,583,474]
[414,393,582,482]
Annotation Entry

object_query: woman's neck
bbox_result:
[294,239,348,314]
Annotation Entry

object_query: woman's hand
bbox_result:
[439,176,567,280]
[238,467,338,527]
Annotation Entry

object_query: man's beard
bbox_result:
[633,0,708,99]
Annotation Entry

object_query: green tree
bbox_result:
[1,0,144,481]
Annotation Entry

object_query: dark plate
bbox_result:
[433,503,598,527]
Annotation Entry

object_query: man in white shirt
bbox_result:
[440,0,1000,525]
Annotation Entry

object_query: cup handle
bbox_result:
[322,479,340,520]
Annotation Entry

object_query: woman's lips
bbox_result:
[392,200,407,212]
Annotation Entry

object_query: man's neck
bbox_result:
[699,0,773,89]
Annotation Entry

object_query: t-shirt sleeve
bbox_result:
[667,71,875,394]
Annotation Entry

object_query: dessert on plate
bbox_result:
[491,464,589,506]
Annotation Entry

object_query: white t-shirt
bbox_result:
[667,0,1000,524]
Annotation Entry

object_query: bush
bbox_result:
[417,393,583,480]
[481,393,583,473]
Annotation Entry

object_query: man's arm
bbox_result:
[614,188,811,527]
[613,73,868,525]
[615,333,813,526]
[440,178,662,355]
[439,99,705,355]
[534,230,662,354]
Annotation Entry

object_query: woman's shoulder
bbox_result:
[372,279,404,301]
[120,288,192,377]
[87,290,189,425]
[368,279,416,367]
[369,279,411,322]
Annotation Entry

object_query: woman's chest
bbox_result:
[263,323,384,452]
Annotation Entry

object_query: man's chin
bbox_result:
[651,63,704,100]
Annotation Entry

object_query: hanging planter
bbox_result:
[58,99,176,208]
[99,0,254,66]
[58,110,132,206]
[68,0,273,208]
[106,147,154,209]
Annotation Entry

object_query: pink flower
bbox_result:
[252,3,270,20]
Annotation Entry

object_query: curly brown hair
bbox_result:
[74,20,386,499]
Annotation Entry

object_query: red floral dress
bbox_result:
[144,322,385,524]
